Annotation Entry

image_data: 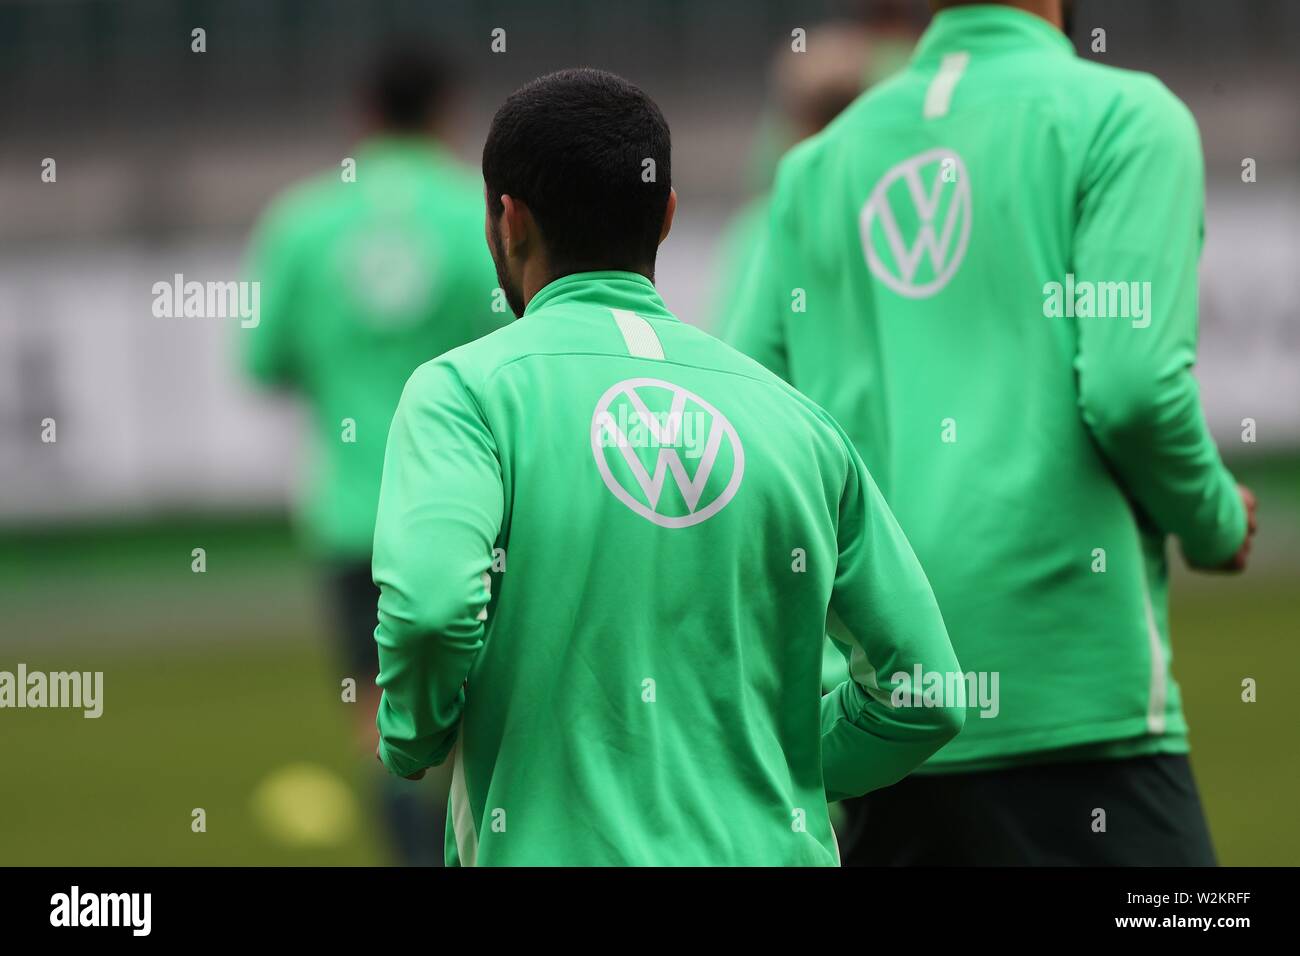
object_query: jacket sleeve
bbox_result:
[372,360,504,777]
[1073,80,1245,567]
[241,199,302,387]
[722,194,792,381]
[820,425,965,802]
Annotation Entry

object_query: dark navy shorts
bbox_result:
[838,754,1217,866]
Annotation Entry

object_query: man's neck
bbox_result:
[522,263,654,309]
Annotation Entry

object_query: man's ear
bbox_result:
[659,188,677,245]
[501,195,533,256]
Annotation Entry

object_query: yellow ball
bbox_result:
[251,763,359,847]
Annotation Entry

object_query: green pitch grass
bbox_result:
[0,637,388,866]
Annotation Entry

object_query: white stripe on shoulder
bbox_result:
[611,308,665,360]
[923,51,970,119]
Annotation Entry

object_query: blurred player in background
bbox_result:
[242,43,503,865]
[728,0,1256,864]
[371,69,965,865]
[714,15,920,341]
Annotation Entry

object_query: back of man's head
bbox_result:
[482,68,672,278]
[362,41,455,133]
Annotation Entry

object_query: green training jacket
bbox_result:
[727,5,1245,770]
[374,271,964,864]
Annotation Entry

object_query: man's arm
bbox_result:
[372,360,503,778]
[722,192,792,381]
[820,424,965,803]
[1074,80,1249,569]
[242,199,303,387]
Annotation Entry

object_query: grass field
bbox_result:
[2,455,1298,866]
[0,640,385,865]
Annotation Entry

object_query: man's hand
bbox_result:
[1219,484,1258,572]
[375,743,427,781]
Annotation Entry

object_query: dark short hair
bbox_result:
[362,42,454,131]
[482,68,672,276]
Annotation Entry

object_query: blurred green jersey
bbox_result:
[728,6,1245,769]
[372,271,965,865]
[243,136,503,557]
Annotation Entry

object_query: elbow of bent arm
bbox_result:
[899,704,964,775]
[887,686,966,748]
[899,695,965,748]
[377,590,483,649]
[936,700,966,743]
[1079,364,1172,444]
[373,549,489,648]
[896,679,966,753]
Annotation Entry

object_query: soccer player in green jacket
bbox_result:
[371,68,965,866]
[727,0,1258,865]
[242,45,503,865]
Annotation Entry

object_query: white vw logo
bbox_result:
[859,146,971,298]
[590,377,744,529]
